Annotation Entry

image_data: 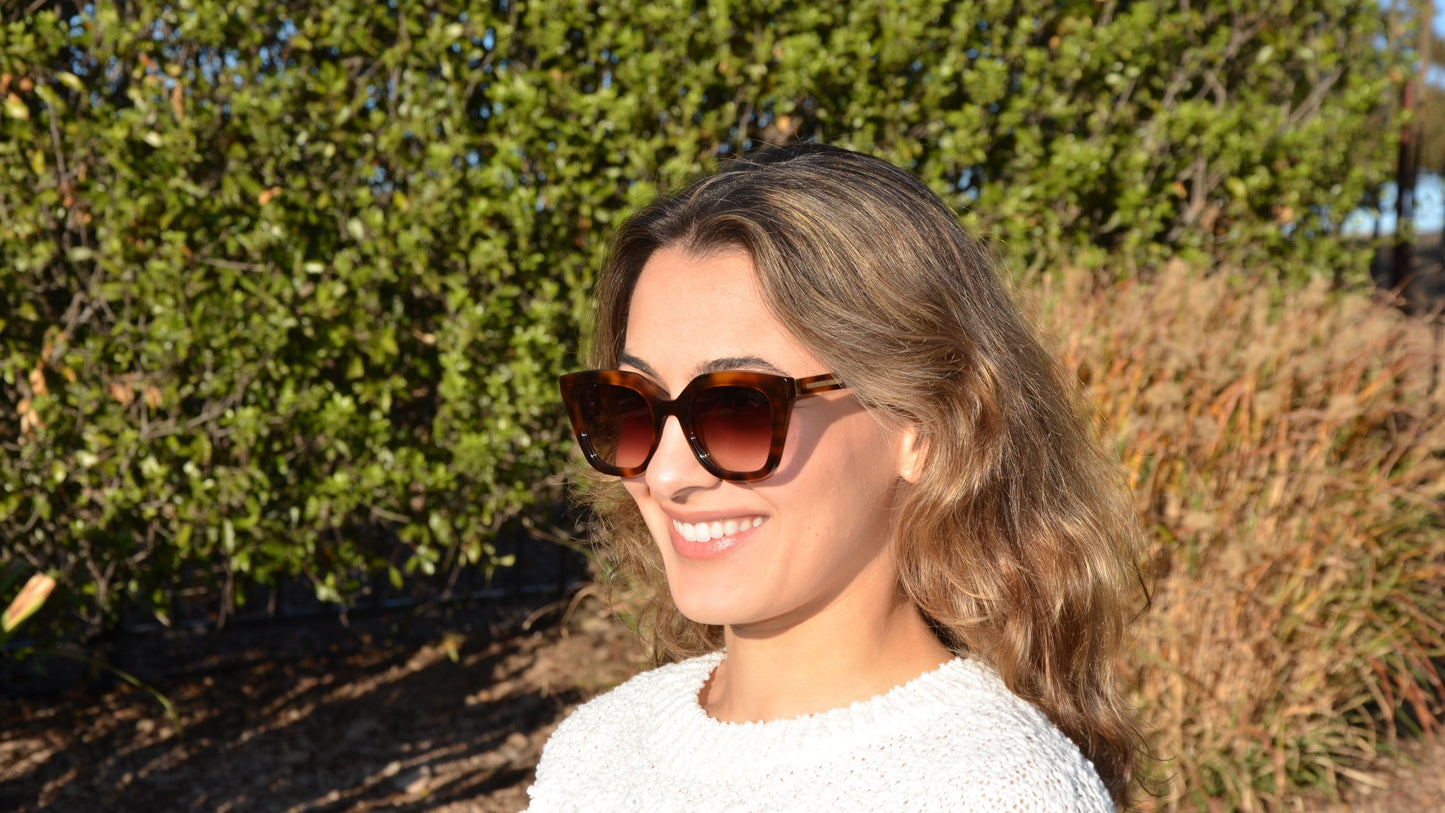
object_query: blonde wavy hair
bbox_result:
[576,143,1149,806]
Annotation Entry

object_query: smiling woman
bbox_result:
[528,144,1151,812]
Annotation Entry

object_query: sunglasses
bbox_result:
[558,369,848,482]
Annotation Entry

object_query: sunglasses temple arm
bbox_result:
[794,373,847,396]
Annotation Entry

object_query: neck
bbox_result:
[700,592,952,723]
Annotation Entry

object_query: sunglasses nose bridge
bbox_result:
[643,399,724,487]
[651,391,689,446]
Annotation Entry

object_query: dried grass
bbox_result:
[1034,262,1445,810]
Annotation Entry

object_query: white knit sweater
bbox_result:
[524,651,1114,812]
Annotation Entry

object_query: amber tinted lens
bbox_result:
[691,385,776,473]
[581,383,656,469]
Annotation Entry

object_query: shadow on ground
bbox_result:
[0,599,643,812]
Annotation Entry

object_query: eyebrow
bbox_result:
[701,355,788,376]
[618,352,788,379]
[618,352,661,379]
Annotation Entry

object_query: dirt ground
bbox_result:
[1,595,1442,812]
[0,596,646,813]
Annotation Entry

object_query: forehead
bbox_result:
[623,247,821,385]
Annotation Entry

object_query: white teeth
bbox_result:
[673,516,764,542]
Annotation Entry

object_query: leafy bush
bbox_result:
[1037,265,1445,809]
[0,2,608,634]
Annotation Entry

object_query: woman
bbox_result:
[529,144,1149,811]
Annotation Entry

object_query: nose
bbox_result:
[644,415,719,497]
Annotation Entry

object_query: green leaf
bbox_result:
[4,93,29,120]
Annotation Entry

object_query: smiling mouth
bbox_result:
[672,516,765,543]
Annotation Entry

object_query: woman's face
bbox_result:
[620,246,921,635]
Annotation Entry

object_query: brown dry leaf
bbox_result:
[258,186,281,205]
[143,385,163,409]
[17,398,42,434]
[108,379,135,407]
[2,573,56,632]
[27,366,47,397]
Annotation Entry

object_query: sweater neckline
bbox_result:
[643,651,987,769]
[684,650,975,727]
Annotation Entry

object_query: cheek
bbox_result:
[621,479,647,501]
[621,480,669,535]
[805,424,904,523]
[803,411,902,481]
[621,479,652,516]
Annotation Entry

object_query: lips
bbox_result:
[667,515,766,560]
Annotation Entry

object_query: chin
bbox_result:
[665,575,763,629]
[669,592,740,627]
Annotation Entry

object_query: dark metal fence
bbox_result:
[2,521,592,696]
[117,522,588,634]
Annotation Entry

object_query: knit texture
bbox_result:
[525,652,1114,812]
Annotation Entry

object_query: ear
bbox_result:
[896,424,928,484]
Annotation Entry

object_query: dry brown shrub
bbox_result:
[1034,262,1445,810]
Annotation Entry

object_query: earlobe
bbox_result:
[898,425,928,484]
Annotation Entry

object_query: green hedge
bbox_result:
[0,1,1402,641]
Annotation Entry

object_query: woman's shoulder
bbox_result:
[533,652,720,762]
[557,650,719,728]
[896,658,1114,809]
